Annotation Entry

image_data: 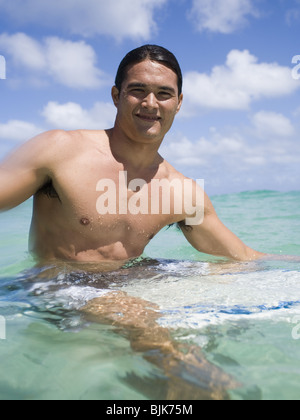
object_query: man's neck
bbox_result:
[107,126,163,172]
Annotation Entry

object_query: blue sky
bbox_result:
[0,0,299,195]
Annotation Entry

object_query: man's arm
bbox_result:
[0,130,65,211]
[181,190,265,262]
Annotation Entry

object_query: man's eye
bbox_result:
[158,92,171,99]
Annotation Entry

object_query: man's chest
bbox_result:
[52,161,184,225]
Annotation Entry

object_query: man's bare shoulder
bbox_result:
[29,129,109,163]
[1,129,70,170]
[161,158,212,213]
[162,159,207,196]
[32,129,73,146]
[34,129,108,149]
[159,158,187,181]
[20,129,74,159]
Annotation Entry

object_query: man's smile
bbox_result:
[135,113,162,122]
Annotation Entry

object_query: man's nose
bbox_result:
[142,92,159,109]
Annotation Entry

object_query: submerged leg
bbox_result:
[81,291,238,400]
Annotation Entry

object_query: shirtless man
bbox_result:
[0,45,268,399]
[0,45,264,266]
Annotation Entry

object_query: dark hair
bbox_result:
[115,45,183,96]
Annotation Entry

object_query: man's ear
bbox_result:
[176,93,183,114]
[112,86,120,107]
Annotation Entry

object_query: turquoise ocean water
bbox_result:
[0,190,300,400]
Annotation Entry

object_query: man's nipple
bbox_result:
[80,217,91,226]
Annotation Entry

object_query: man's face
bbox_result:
[112,60,183,144]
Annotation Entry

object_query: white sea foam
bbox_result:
[119,261,300,329]
[23,259,300,330]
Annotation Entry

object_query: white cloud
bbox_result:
[0,120,43,142]
[183,50,299,111]
[162,107,300,177]
[42,101,116,130]
[0,100,116,158]
[189,0,258,34]
[252,111,295,139]
[0,100,116,155]
[0,33,108,89]
[161,130,246,168]
[0,0,167,41]
[243,155,266,166]
[45,37,105,89]
[0,33,45,71]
